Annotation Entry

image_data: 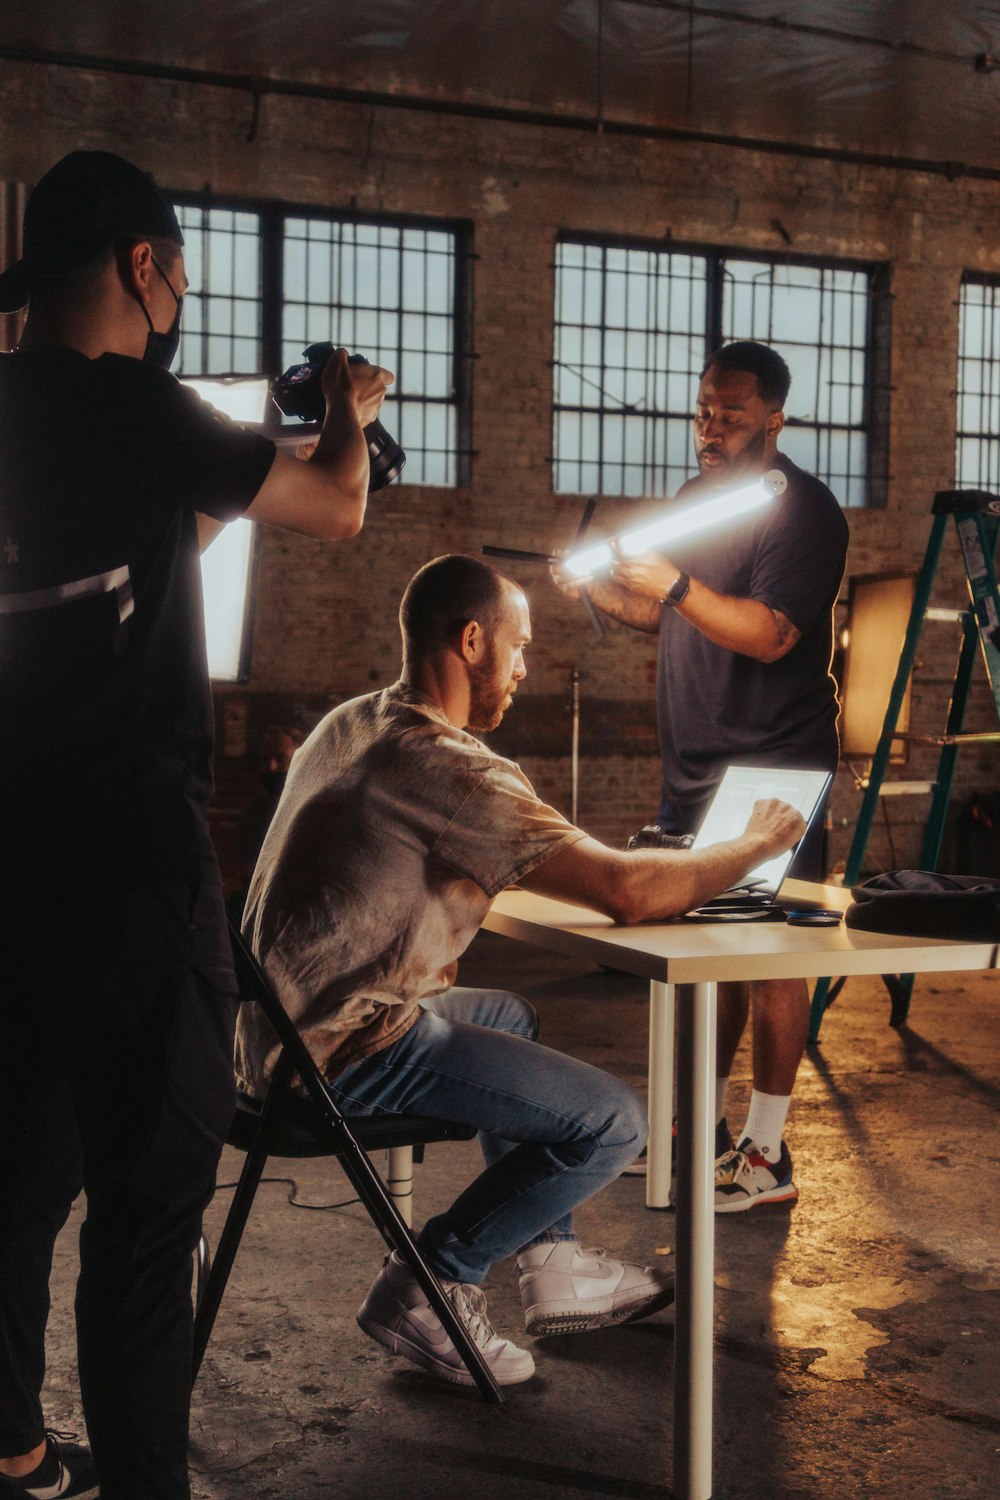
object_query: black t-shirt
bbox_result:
[0,349,276,888]
[655,453,849,806]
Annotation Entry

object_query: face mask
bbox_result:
[139,256,183,369]
[259,770,287,798]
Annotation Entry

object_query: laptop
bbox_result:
[686,765,833,919]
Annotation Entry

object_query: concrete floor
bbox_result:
[40,931,1000,1499]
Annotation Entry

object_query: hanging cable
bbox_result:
[214,1176,361,1214]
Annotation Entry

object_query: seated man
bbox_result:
[235,554,804,1387]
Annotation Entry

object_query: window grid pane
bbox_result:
[282,218,459,487]
[174,205,263,377]
[957,278,1000,492]
[553,242,707,497]
[554,239,874,507]
[723,259,870,507]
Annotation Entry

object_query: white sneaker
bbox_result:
[357,1251,535,1386]
[517,1240,675,1337]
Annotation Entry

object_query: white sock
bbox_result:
[740,1090,790,1162]
[715,1076,730,1125]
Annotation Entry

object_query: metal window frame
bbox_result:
[170,193,473,682]
[553,231,888,508]
[171,190,474,486]
[957,271,1000,492]
[231,522,263,685]
[720,252,875,505]
[173,200,266,380]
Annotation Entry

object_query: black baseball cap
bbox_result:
[0,150,184,313]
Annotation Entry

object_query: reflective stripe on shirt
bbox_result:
[0,563,134,624]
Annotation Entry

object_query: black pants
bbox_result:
[0,881,235,1500]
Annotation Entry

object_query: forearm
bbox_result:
[584,577,661,633]
[609,552,797,660]
[521,828,786,925]
[609,837,768,923]
[306,392,371,521]
[672,579,787,661]
[246,400,370,539]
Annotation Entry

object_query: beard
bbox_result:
[467,650,516,732]
[697,424,770,481]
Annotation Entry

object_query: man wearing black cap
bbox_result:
[0,151,391,1500]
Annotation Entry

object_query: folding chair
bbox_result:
[192,919,503,1402]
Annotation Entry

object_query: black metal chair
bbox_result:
[192,919,503,1402]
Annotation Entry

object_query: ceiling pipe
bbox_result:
[2,41,999,184]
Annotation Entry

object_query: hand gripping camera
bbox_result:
[270,342,406,492]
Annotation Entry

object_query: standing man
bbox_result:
[555,340,849,1212]
[0,151,391,1500]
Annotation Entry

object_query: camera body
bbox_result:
[625,825,694,852]
[270,342,406,492]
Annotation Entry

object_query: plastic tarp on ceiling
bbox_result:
[1,1,1000,172]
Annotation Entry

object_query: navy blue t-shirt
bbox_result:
[0,349,275,889]
[655,453,849,807]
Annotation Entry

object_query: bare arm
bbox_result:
[551,567,661,633]
[609,552,800,663]
[518,799,806,925]
[245,348,393,540]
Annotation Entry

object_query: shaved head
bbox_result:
[399,554,515,657]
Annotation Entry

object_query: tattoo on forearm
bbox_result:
[771,609,801,652]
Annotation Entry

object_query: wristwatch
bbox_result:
[661,570,690,607]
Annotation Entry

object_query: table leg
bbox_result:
[646,980,675,1209]
[674,980,717,1500]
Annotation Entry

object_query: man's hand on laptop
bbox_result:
[743,798,807,860]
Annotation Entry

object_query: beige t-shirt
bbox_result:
[234,682,585,1094]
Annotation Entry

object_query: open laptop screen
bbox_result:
[690,766,833,897]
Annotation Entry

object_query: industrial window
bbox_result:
[175,205,263,377]
[553,239,881,508]
[957,276,1000,491]
[174,205,267,684]
[283,218,462,487]
[174,198,469,488]
[171,198,470,679]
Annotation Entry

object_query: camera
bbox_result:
[270,342,406,492]
[626,825,694,851]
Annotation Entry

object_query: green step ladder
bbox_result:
[809,489,1000,1040]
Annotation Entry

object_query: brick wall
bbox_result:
[2,61,998,884]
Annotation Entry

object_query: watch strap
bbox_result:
[662,570,690,607]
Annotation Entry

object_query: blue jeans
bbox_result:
[327,988,647,1285]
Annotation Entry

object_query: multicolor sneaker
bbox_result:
[714,1137,797,1213]
[0,1432,99,1499]
[517,1241,675,1336]
[357,1250,535,1386]
[621,1117,734,1176]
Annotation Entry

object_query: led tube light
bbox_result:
[561,469,788,579]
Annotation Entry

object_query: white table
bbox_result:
[481,878,999,1500]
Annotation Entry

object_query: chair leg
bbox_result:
[385,1144,414,1227]
[192,1059,292,1381]
[192,1138,272,1379]
[335,1132,504,1404]
[222,924,502,1402]
[195,1232,212,1310]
